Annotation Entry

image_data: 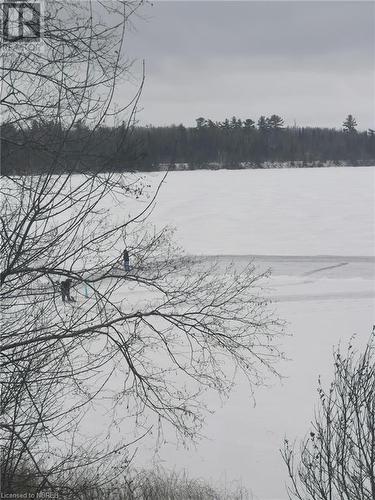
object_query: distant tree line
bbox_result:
[2,114,374,175]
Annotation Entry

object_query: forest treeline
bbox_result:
[2,114,374,175]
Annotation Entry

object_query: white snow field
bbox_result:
[144,166,375,257]
[57,166,373,499]
[118,166,374,500]
[130,256,374,500]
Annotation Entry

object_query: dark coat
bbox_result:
[61,279,73,301]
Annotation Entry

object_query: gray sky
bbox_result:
[122,1,374,129]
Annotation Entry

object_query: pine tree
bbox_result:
[267,114,284,129]
[244,118,255,129]
[221,118,230,129]
[196,117,206,129]
[343,114,357,133]
[257,116,269,132]
[230,116,241,128]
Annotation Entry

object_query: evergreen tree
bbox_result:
[221,119,230,129]
[267,114,284,129]
[3,117,374,173]
[196,117,206,129]
[230,116,242,128]
[257,116,269,132]
[244,118,255,129]
[343,114,357,133]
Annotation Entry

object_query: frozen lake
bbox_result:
[120,167,374,499]
[69,166,374,499]
[132,256,374,500]
[145,166,374,257]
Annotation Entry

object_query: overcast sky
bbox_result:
[121,1,374,129]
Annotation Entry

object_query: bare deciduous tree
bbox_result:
[282,331,375,500]
[1,1,284,494]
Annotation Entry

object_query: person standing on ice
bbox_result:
[123,248,130,272]
[61,279,75,302]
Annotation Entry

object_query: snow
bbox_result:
[120,166,374,499]
[35,166,373,499]
[131,257,374,500]
[143,166,374,256]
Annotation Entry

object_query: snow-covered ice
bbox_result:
[62,166,373,499]
[131,257,374,500]
[121,166,374,499]
[144,166,374,257]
